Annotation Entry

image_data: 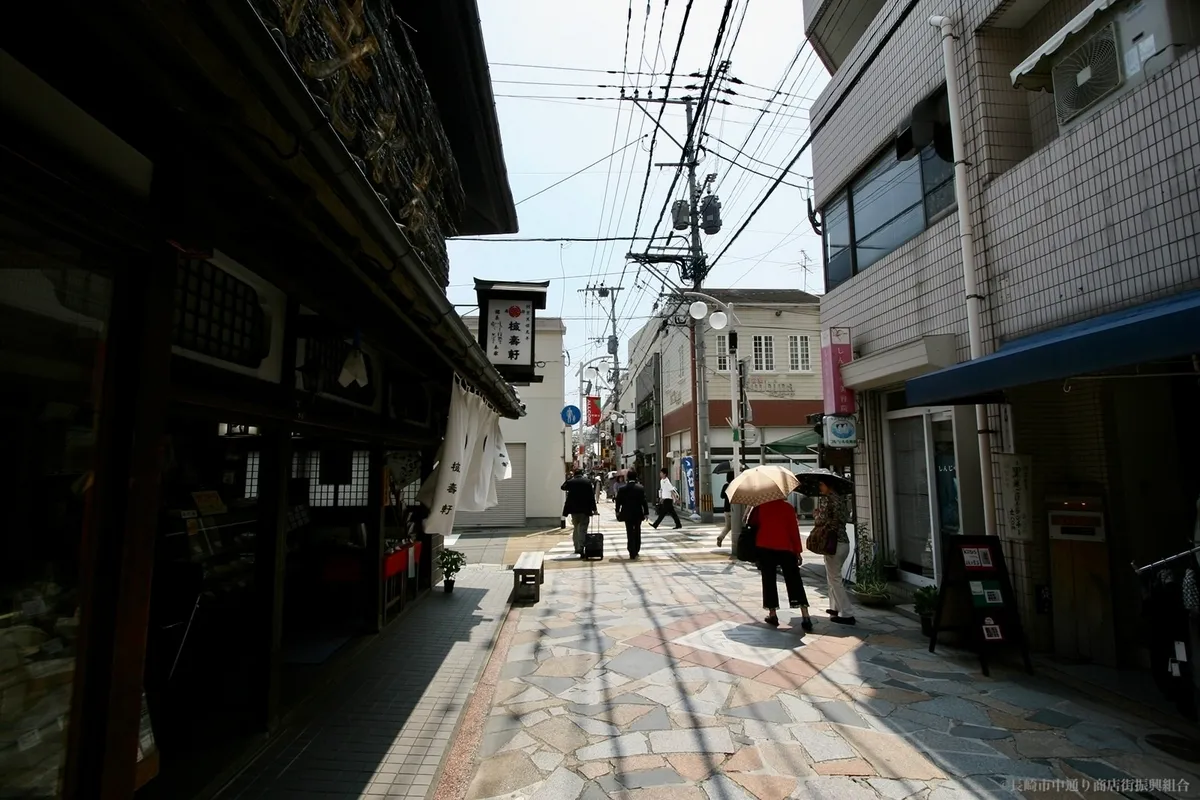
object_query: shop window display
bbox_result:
[0,214,112,797]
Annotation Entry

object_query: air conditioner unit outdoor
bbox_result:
[1052,23,1123,124]
[1052,0,1199,127]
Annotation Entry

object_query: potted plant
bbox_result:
[849,523,892,606]
[437,548,466,593]
[913,585,940,637]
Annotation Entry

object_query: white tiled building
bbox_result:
[805,0,1200,680]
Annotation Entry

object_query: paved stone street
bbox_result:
[461,558,1200,800]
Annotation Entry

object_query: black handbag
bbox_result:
[736,523,758,562]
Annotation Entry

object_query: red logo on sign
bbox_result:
[507,305,523,318]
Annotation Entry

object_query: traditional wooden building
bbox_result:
[0,1,519,797]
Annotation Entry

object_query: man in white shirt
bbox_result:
[650,467,682,529]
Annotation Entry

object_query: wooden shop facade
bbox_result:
[0,1,520,797]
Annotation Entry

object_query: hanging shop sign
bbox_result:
[475,279,549,384]
[586,396,601,426]
[997,454,1033,541]
[929,535,1032,677]
[821,327,855,415]
[823,414,857,449]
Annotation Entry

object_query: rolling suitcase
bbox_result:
[584,532,604,560]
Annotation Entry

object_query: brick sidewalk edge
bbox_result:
[429,599,521,800]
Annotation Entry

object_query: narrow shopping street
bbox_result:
[442,555,1200,800]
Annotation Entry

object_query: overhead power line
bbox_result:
[710,0,925,272]
[489,60,683,79]
[450,235,667,243]
[516,135,647,206]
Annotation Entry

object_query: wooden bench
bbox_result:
[513,551,545,604]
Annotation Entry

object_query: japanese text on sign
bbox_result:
[485,300,533,367]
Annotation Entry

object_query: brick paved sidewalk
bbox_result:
[454,559,1200,800]
[220,565,513,800]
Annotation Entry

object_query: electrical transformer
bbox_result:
[671,199,689,231]
[700,194,722,235]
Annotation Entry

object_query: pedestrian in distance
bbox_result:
[650,467,682,530]
[748,497,814,631]
[614,471,649,560]
[716,471,733,548]
[561,469,598,556]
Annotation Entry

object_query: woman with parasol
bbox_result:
[796,470,856,625]
[727,466,814,630]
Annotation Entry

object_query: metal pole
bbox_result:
[577,368,584,469]
[683,97,714,523]
[932,14,998,538]
[727,305,743,548]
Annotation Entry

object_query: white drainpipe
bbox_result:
[930,14,998,538]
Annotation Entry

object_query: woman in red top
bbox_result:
[747,498,813,630]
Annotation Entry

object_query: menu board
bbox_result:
[928,535,1032,677]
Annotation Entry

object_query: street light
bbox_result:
[682,291,744,545]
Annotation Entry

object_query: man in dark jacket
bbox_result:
[615,471,650,560]
[562,469,597,556]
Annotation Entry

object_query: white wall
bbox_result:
[465,316,567,523]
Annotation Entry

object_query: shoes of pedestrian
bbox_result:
[716,535,726,547]
[764,615,779,627]
[673,525,682,530]
[831,615,856,625]
[650,523,659,529]
[826,609,837,615]
[800,619,814,632]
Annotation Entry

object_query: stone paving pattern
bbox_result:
[464,559,1200,800]
[223,565,513,800]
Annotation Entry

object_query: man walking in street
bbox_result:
[650,467,682,530]
[562,469,597,556]
[615,471,649,559]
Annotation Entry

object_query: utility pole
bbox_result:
[623,89,724,523]
[681,97,715,523]
[581,284,623,468]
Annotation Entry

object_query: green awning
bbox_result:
[765,429,821,455]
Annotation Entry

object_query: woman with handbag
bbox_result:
[748,498,813,631]
[807,476,855,625]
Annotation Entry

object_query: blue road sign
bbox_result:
[561,405,582,425]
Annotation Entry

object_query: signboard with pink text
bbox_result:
[821,327,855,415]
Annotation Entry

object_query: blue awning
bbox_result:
[905,290,1200,406]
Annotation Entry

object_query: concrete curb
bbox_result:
[428,596,521,800]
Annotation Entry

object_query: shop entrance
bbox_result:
[883,405,961,586]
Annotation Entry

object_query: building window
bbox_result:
[824,194,852,290]
[716,334,729,372]
[244,451,260,499]
[752,335,774,372]
[821,87,955,292]
[788,335,811,372]
[293,450,370,506]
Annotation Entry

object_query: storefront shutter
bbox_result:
[454,443,526,528]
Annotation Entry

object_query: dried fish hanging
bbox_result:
[258,0,464,282]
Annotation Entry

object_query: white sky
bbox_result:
[446,0,829,409]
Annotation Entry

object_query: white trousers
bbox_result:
[823,540,855,616]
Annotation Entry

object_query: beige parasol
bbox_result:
[726,465,799,506]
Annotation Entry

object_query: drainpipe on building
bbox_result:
[931,14,999,538]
